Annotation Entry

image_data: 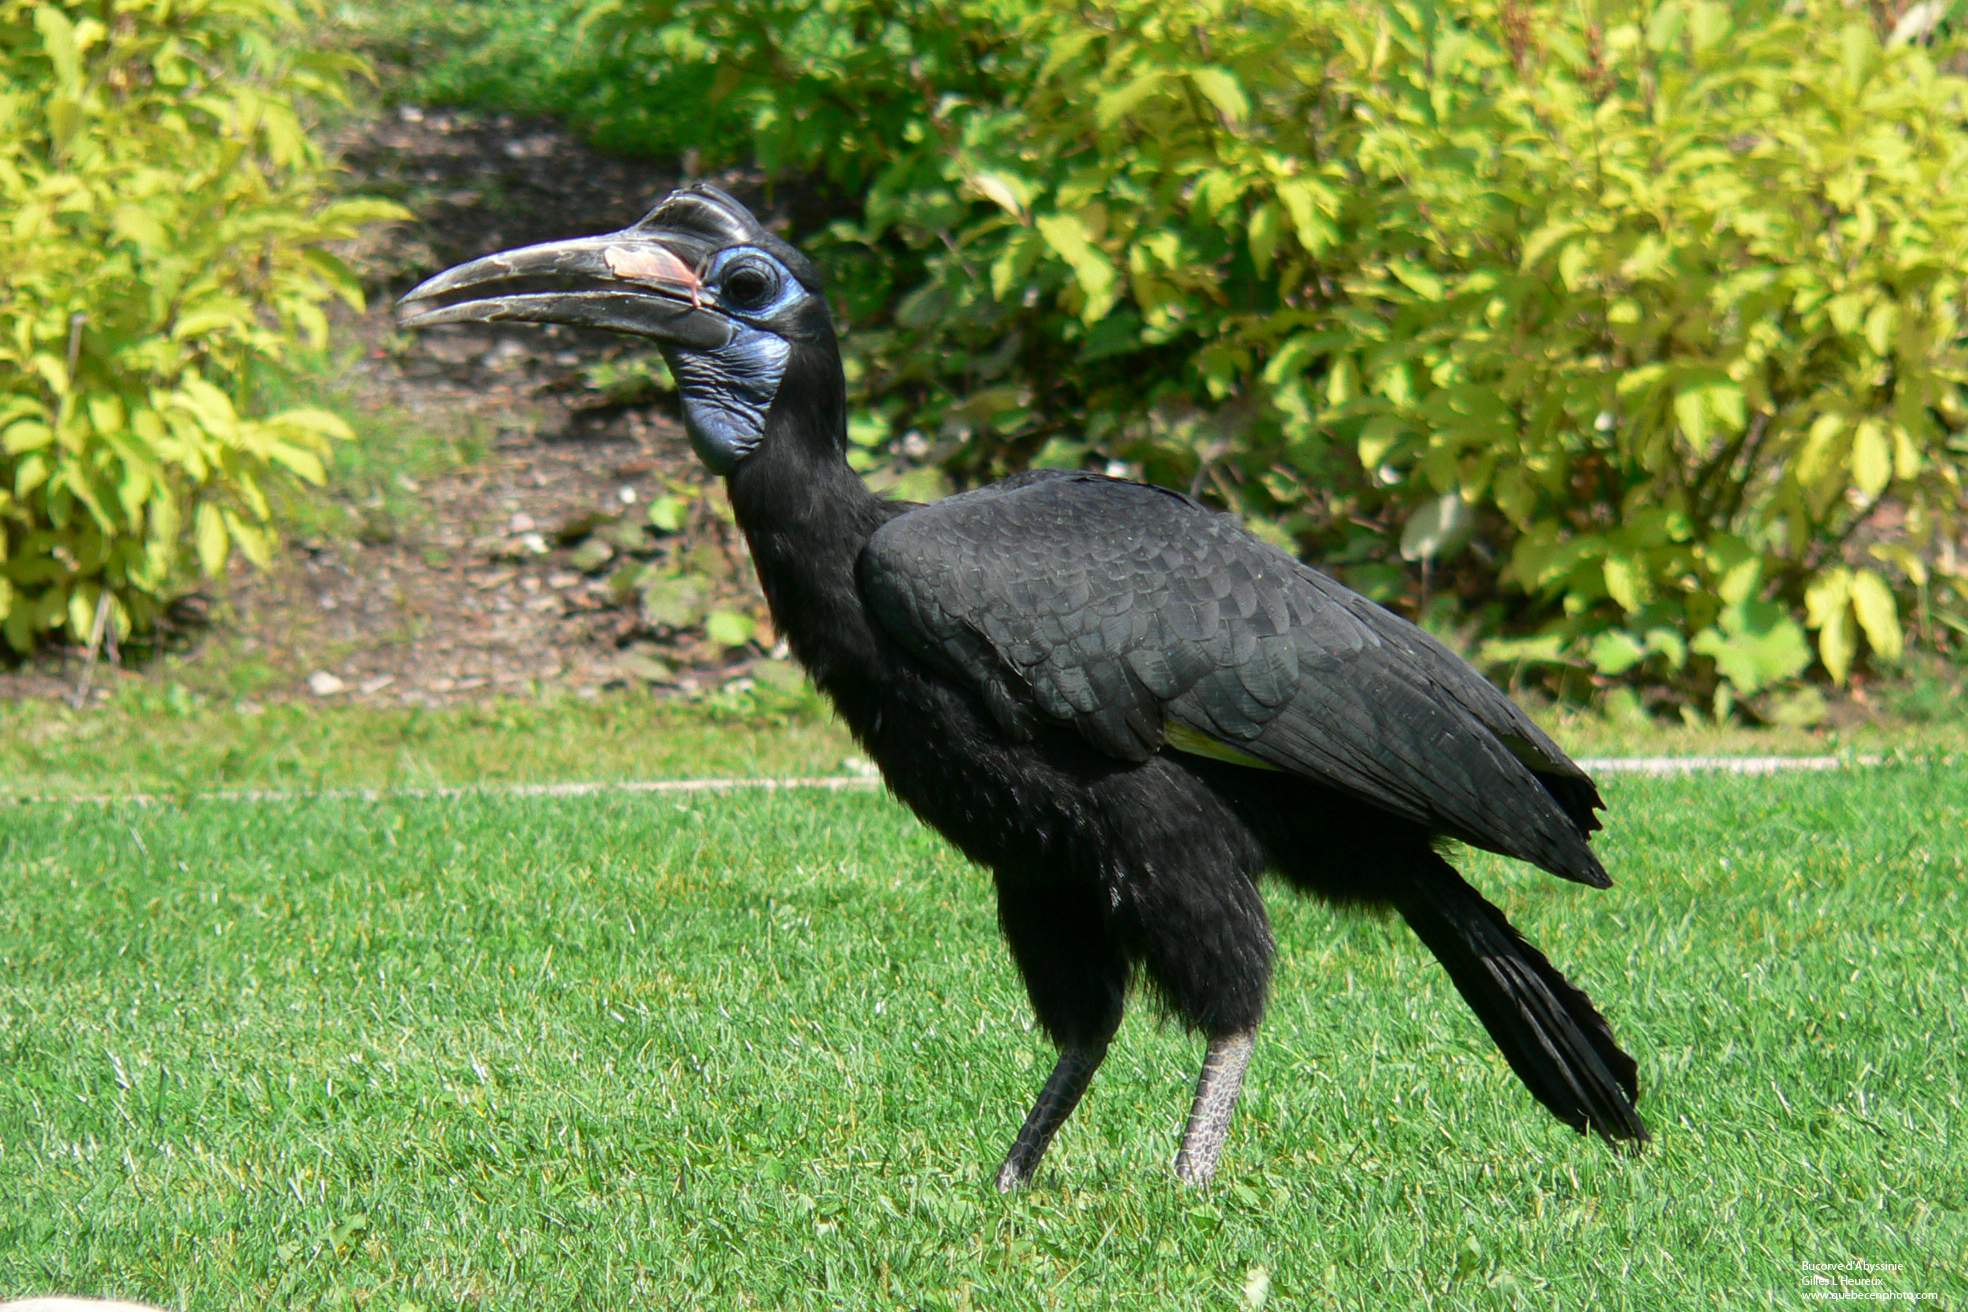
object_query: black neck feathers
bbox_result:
[725,344,900,693]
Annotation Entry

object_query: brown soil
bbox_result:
[2,106,788,708]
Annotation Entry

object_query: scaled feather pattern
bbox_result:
[860,471,1608,886]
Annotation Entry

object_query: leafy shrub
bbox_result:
[332,0,738,159]
[0,0,402,653]
[583,0,1968,708]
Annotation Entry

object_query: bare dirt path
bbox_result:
[3,107,784,708]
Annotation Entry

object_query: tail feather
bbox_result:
[1393,861,1648,1148]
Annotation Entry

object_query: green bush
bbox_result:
[0,0,402,654]
[553,0,1968,709]
[331,0,735,159]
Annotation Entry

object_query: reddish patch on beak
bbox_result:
[604,244,704,307]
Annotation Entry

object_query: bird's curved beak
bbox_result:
[395,226,732,350]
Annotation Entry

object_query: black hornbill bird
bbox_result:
[399,185,1648,1187]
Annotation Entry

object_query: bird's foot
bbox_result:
[994,1155,1034,1193]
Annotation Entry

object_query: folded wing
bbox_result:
[858,471,1606,886]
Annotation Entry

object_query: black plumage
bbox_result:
[399,184,1648,1187]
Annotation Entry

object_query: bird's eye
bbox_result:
[723,261,777,311]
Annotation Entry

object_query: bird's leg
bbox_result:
[995,1042,1108,1191]
[1174,1029,1256,1187]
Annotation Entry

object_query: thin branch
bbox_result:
[65,312,86,381]
[1692,409,1770,528]
[69,589,113,710]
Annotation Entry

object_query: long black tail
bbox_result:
[1392,858,1648,1148]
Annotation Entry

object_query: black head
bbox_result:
[397,184,838,474]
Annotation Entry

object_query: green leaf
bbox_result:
[1796,414,1847,492]
[1387,261,1445,302]
[33,7,82,93]
[1095,72,1165,128]
[1188,67,1249,124]
[1645,628,1689,670]
[1357,415,1407,469]
[1892,425,1923,481]
[890,466,951,503]
[271,407,357,442]
[1763,686,1828,727]
[1806,569,1856,683]
[1325,356,1360,407]
[1863,303,1898,359]
[194,503,229,578]
[1848,570,1902,661]
[1399,493,1474,563]
[1688,1,1733,50]
[111,203,170,252]
[1715,554,1760,607]
[265,442,326,485]
[1818,606,1856,685]
[1840,20,1876,90]
[1274,177,1335,254]
[706,609,757,649]
[1851,420,1892,495]
[646,496,688,533]
[3,422,54,455]
[226,512,272,569]
[1692,602,1812,693]
[67,587,99,647]
[1478,633,1572,666]
[1673,386,1710,446]
[1602,555,1645,614]
[1248,203,1281,276]
[640,575,707,630]
[1519,221,1583,271]
[968,172,1029,219]
[1805,568,1852,629]
[1035,213,1116,319]
[1589,630,1647,675]
[1556,241,1592,291]
[1673,379,1744,445]
[173,302,253,341]
[1192,169,1244,221]
[1869,543,1927,588]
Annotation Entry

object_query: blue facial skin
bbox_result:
[663,247,802,476]
[670,328,790,474]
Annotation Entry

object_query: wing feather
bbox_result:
[857,471,1605,883]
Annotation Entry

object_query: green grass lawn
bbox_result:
[5,686,1959,805]
[0,692,858,801]
[1,766,1963,1309]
